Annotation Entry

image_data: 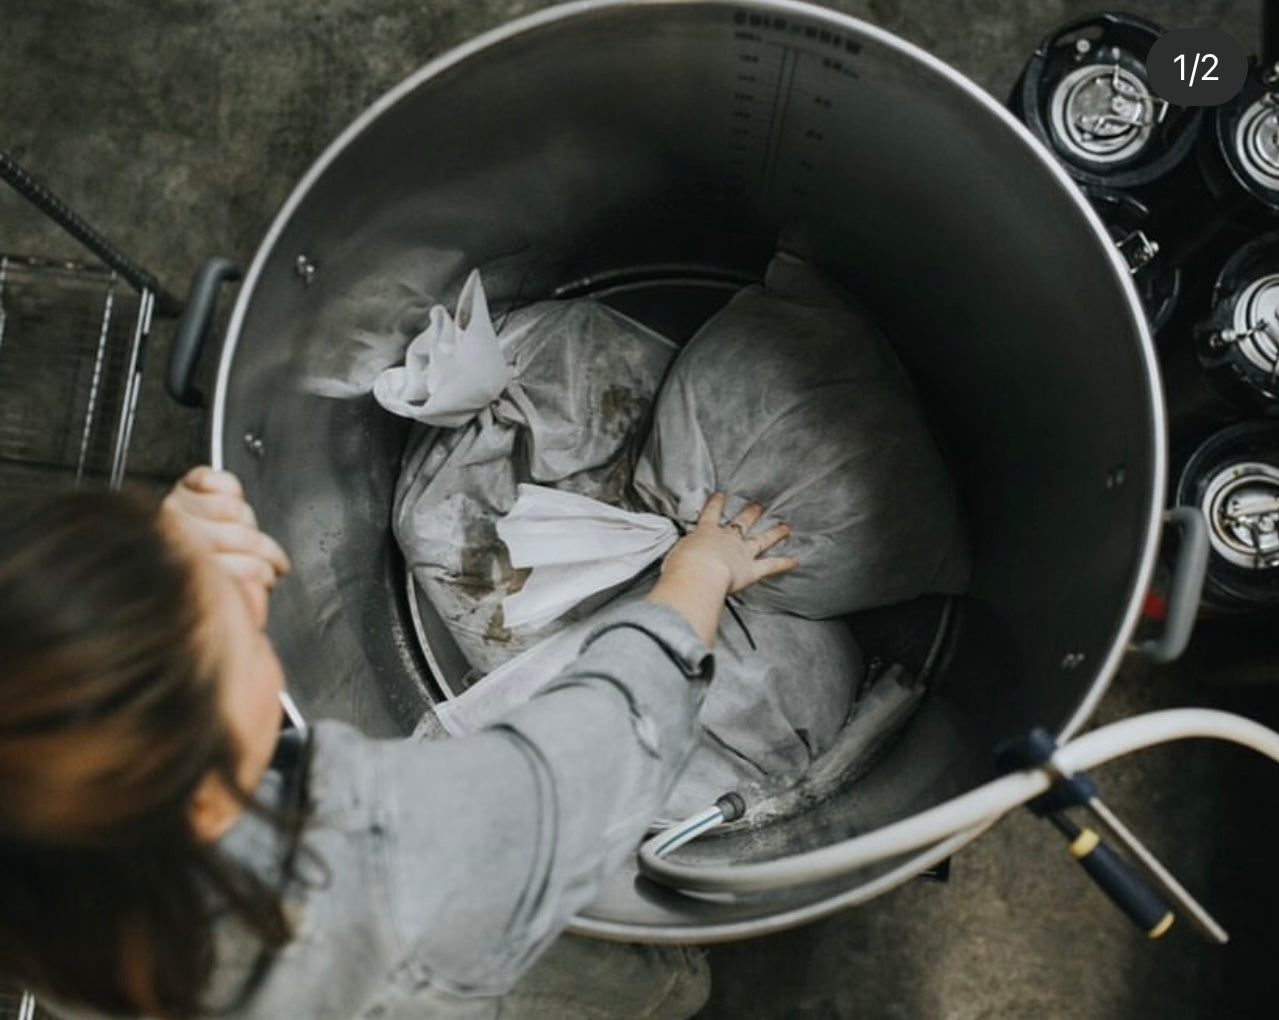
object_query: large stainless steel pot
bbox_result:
[210,0,1169,941]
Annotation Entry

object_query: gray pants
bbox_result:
[496,937,710,1020]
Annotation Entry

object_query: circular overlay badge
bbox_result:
[1147,28,1248,107]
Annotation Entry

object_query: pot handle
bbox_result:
[1133,506,1210,663]
[166,257,242,407]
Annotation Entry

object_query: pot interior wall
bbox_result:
[214,1,1161,938]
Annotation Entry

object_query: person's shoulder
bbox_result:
[309,717,368,746]
[302,719,386,813]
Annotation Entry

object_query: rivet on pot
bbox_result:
[295,254,318,285]
[1061,652,1086,669]
[1105,465,1127,489]
[244,431,266,458]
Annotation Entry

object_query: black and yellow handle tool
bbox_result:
[1046,810,1175,939]
[997,726,1228,943]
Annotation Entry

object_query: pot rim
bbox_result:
[211,0,1167,938]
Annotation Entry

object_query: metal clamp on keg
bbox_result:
[1010,12,1201,192]
[995,727,1227,943]
[1195,231,1279,409]
[1084,184,1182,332]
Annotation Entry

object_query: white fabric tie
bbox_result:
[497,484,678,630]
[372,268,513,427]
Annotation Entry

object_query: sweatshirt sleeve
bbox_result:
[373,599,713,996]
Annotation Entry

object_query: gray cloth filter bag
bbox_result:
[429,576,863,824]
[497,253,971,628]
[375,270,677,672]
[663,604,863,820]
[633,252,971,616]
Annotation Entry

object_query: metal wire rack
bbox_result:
[0,253,153,491]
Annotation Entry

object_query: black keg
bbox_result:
[1199,59,1279,219]
[1194,231,1279,412]
[1175,420,1279,610]
[1010,12,1202,194]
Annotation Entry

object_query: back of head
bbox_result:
[0,487,284,1018]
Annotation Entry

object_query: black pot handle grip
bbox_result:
[166,257,242,407]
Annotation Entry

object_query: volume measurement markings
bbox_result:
[776,82,837,201]
[761,48,799,192]
[729,42,845,205]
[729,42,820,196]
[728,41,789,195]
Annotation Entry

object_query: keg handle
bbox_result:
[166,256,242,407]
[1133,506,1210,663]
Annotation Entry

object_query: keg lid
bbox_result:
[1197,233,1279,407]
[1049,58,1162,165]
[1229,271,1279,380]
[1012,13,1199,188]
[1233,96,1279,194]
[1201,460,1279,571]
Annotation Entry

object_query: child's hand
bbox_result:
[161,467,291,622]
[664,492,796,595]
[649,493,796,646]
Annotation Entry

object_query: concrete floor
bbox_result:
[2,1,1277,1017]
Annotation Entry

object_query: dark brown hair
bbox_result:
[0,487,295,1018]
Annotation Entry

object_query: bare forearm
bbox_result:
[645,492,796,646]
[647,562,731,647]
